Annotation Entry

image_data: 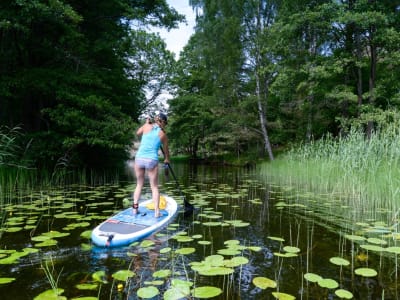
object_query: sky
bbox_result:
[153,0,197,58]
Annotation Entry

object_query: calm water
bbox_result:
[0,162,398,299]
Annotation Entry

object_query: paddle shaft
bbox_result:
[160,146,193,211]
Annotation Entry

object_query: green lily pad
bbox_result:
[112,270,135,281]
[268,236,285,242]
[137,286,159,298]
[160,247,172,254]
[271,292,296,300]
[386,246,400,254]
[329,257,350,266]
[355,267,377,277]
[191,286,223,298]
[175,247,196,255]
[140,240,155,248]
[163,286,190,300]
[33,288,66,300]
[335,289,354,299]
[80,230,92,239]
[252,277,277,289]
[92,270,107,284]
[317,278,339,289]
[283,246,300,253]
[198,240,212,245]
[344,234,365,241]
[0,277,16,284]
[304,272,322,283]
[153,269,171,278]
[75,283,98,290]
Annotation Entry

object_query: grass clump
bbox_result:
[260,112,400,226]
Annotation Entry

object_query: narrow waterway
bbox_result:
[0,162,398,299]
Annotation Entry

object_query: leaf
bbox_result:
[112,270,135,281]
[191,286,223,298]
[355,267,377,277]
[137,286,159,299]
[252,277,277,289]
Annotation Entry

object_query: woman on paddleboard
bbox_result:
[133,112,170,218]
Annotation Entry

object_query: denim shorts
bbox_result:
[135,158,159,170]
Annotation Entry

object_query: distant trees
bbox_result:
[169,0,400,159]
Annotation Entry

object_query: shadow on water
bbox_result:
[0,161,399,299]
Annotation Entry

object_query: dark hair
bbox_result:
[157,112,168,124]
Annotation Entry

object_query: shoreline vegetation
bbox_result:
[260,120,400,229]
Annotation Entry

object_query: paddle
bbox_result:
[160,146,194,215]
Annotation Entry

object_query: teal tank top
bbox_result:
[136,125,162,161]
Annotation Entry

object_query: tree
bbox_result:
[0,0,184,169]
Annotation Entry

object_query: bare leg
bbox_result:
[133,163,145,214]
[147,165,160,217]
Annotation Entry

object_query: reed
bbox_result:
[260,122,400,227]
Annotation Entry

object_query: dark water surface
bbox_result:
[0,162,398,299]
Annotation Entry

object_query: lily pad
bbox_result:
[75,283,98,290]
[33,288,66,300]
[355,267,377,277]
[191,286,223,298]
[283,246,300,253]
[153,269,171,278]
[112,270,135,281]
[317,278,339,289]
[252,277,277,289]
[335,289,354,299]
[304,272,322,283]
[329,257,350,266]
[271,292,296,300]
[0,277,16,284]
[137,286,159,299]
[175,247,196,255]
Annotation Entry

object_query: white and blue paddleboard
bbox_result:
[91,195,178,247]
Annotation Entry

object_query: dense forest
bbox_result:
[1,0,400,170]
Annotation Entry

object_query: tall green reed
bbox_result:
[261,119,400,227]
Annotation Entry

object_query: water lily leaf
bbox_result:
[386,246,400,254]
[224,240,240,246]
[160,247,172,254]
[80,230,92,239]
[274,252,297,258]
[217,249,241,256]
[92,270,107,284]
[71,297,99,300]
[271,292,296,300]
[144,280,164,285]
[75,283,98,290]
[329,257,350,266]
[112,270,135,281]
[268,236,285,242]
[153,269,171,278]
[192,234,203,239]
[140,240,155,248]
[198,241,212,245]
[205,255,224,266]
[366,238,387,245]
[247,246,262,252]
[304,272,322,283]
[35,238,59,247]
[344,234,365,241]
[335,289,354,299]
[33,288,66,300]
[360,244,384,252]
[229,256,249,266]
[355,267,377,277]
[174,236,194,243]
[137,286,159,299]
[283,246,300,253]
[317,278,339,289]
[164,286,190,300]
[198,266,234,276]
[252,277,277,289]
[5,227,23,233]
[175,247,196,255]
[191,286,223,298]
[0,277,16,284]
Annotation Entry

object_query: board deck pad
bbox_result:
[108,208,168,227]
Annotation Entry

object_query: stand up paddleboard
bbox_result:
[91,195,178,247]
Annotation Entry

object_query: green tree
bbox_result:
[0,0,183,169]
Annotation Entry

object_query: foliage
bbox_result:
[0,0,183,169]
[169,0,400,160]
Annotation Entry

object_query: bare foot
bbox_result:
[132,202,139,214]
